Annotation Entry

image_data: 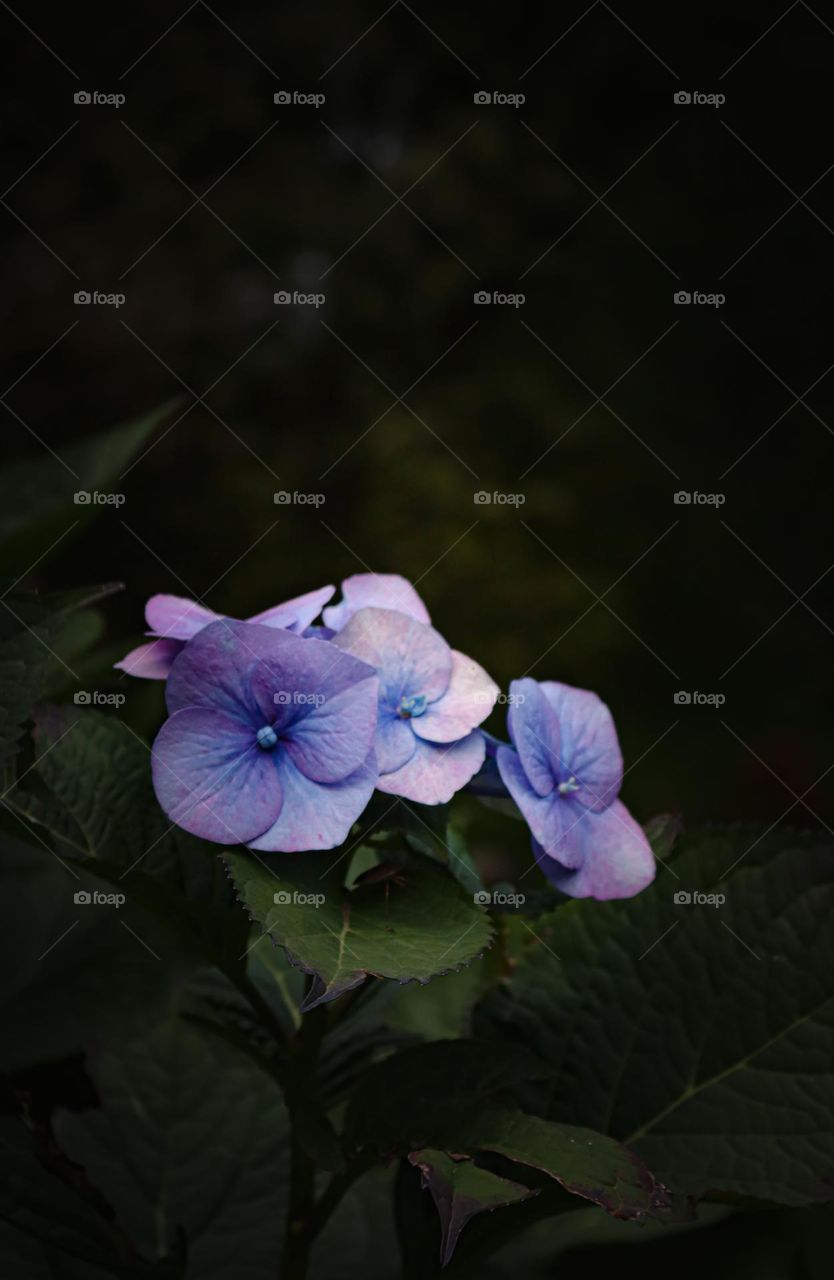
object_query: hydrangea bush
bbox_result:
[2,458,833,1280]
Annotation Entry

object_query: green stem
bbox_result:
[281,1129,317,1279]
[280,997,328,1279]
[229,968,293,1056]
[282,1152,373,1279]
[309,1153,373,1236]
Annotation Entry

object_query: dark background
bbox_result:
[3,0,832,832]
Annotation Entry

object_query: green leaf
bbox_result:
[317,979,418,1106]
[225,848,493,1010]
[8,710,249,972]
[475,825,834,1206]
[355,792,484,894]
[0,835,189,1073]
[474,795,524,822]
[0,403,179,571]
[407,1149,536,1267]
[0,1117,130,1274]
[348,1041,550,1142]
[345,1040,667,1226]
[644,811,683,861]
[384,950,503,1042]
[425,1110,669,1220]
[54,1018,290,1280]
[440,825,485,896]
[0,584,120,769]
[312,1166,399,1280]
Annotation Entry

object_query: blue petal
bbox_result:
[248,749,378,852]
[497,745,584,868]
[506,678,561,797]
[151,707,283,845]
[538,681,623,811]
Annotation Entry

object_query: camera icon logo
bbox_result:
[674,291,692,305]
[674,91,692,105]
[273,890,292,905]
[73,690,92,705]
[674,690,692,705]
[474,890,492,905]
[73,490,92,504]
[74,91,92,105]
[273,490,291,504]
[473,290,491,305]
[673,491,692,505]
[74,290,91,305]
[74,890,92,904]
[673,890,692,904]
[273,290,291,304]
[473,491,492,504]
[473,91,492,104]
[274,90,291,104]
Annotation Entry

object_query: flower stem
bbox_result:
[280,996,327,1279]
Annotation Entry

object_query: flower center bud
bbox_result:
[398,693,427,719]
[256,725,279,750]
[558,775,580,795]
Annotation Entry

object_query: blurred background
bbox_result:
[2,0,832,831]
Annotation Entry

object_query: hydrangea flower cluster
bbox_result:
[118,573,655,898]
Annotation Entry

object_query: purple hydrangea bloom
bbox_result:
[323,573,430,632]
[151,619,379,851]
[332,607,499,805]
[496,678,655,899]
[115,586,335,680]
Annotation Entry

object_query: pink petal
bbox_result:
[332,607,452,705]
[145,594,221,640]
[114,638,184,680]
[248,584,335,633]
[377,731,486,805]
[412,649,499,744]
[536,800,656,899]
[323,573,430,631]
